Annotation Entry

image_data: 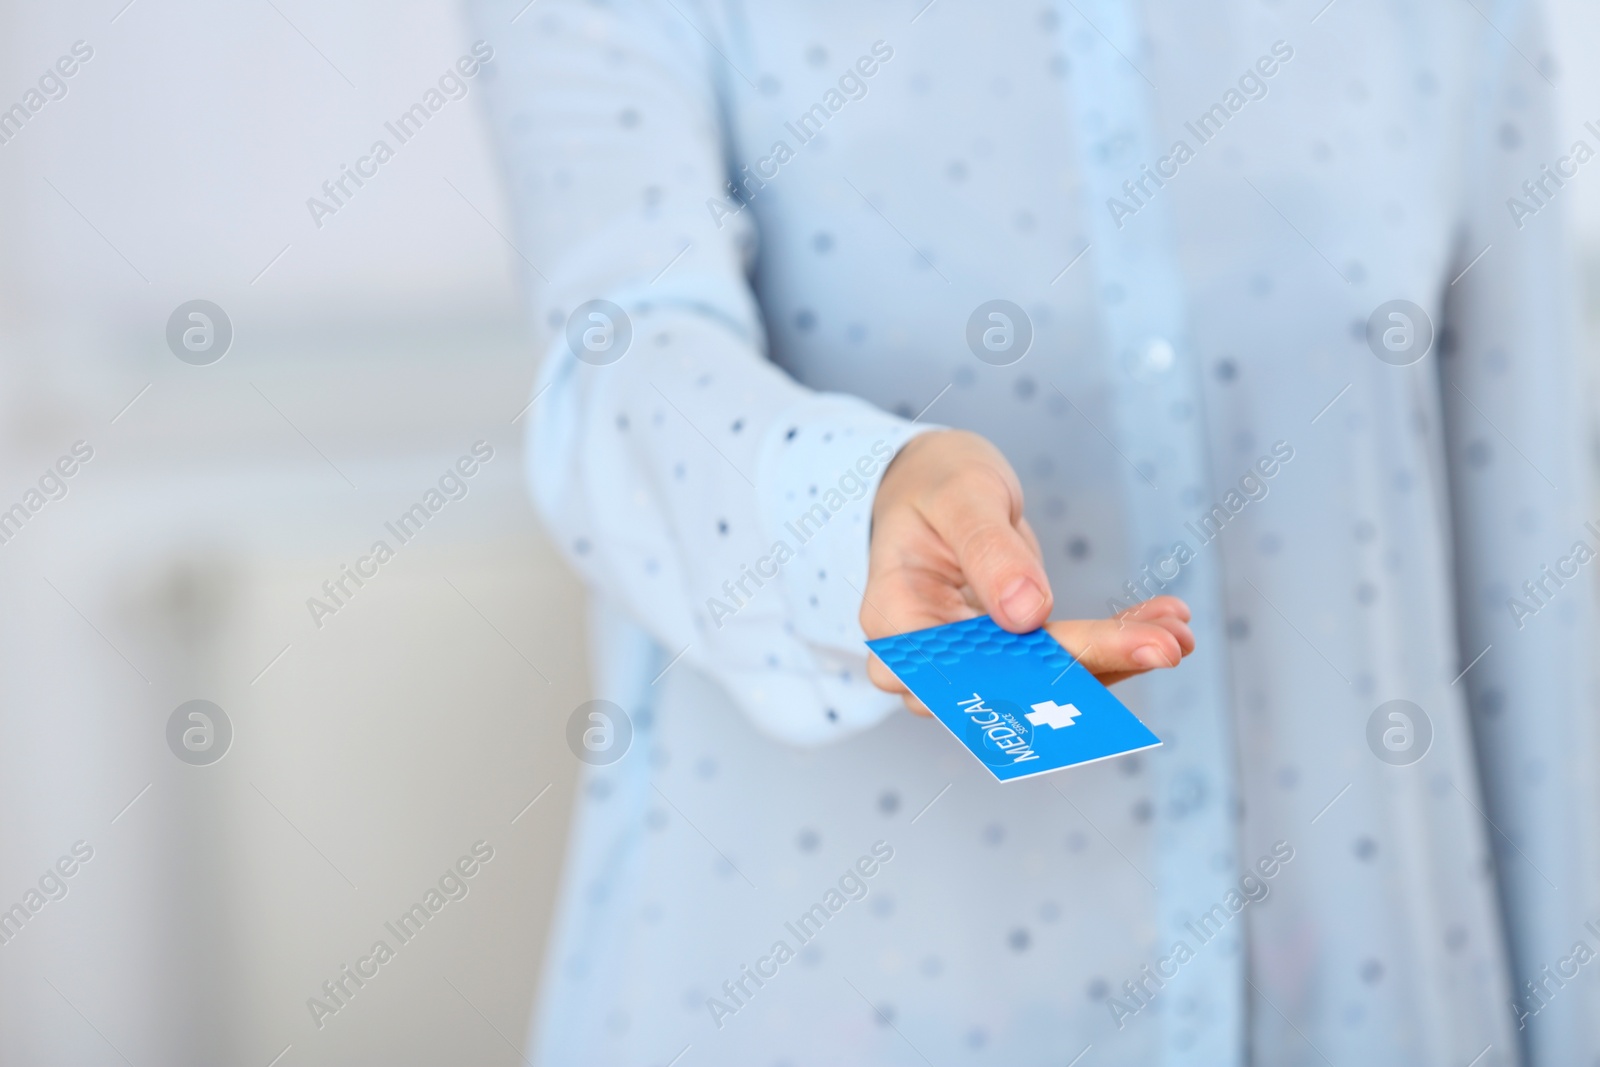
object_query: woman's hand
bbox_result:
[860,429,1195,715]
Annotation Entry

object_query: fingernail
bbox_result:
[1132,645,1170,669]
[998,577,1045,626]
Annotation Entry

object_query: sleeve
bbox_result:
[464,0,934,745]
[1439,3,1600,1060]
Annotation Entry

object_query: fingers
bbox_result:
[876,594,1194,722]
[1115,596,1195,657]
[1114,594,1191,626]
[1044,598,1194,684]
[1044,618,1180,675]
[921,468,1053,632]
[864,652,932,716]
[866,648,909,693]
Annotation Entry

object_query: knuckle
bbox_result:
[950,463,1013,505]
[958,522,1023,579]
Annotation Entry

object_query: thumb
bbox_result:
[924,472,1052,632]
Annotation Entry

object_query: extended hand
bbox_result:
[860,429,1194,715]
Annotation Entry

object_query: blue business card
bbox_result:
[866,615,1161,782]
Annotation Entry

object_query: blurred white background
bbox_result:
[0,3,584,1064]
[0,1,1595,1064]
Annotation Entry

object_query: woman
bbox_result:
[471,0,1599,1062]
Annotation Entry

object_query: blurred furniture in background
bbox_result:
[0,4,586,1064]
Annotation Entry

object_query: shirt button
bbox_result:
[1127,337,1175,379]
[1143,338,1175,373]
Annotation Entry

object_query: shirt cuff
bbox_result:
[755,391,941,655]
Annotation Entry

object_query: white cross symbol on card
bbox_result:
[1026,700,1082,730]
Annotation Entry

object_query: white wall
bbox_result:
[0,3,585,1065]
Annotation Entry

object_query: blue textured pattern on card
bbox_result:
[866,615,1161,782]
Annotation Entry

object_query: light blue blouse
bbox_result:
[468,0,1600,1063]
